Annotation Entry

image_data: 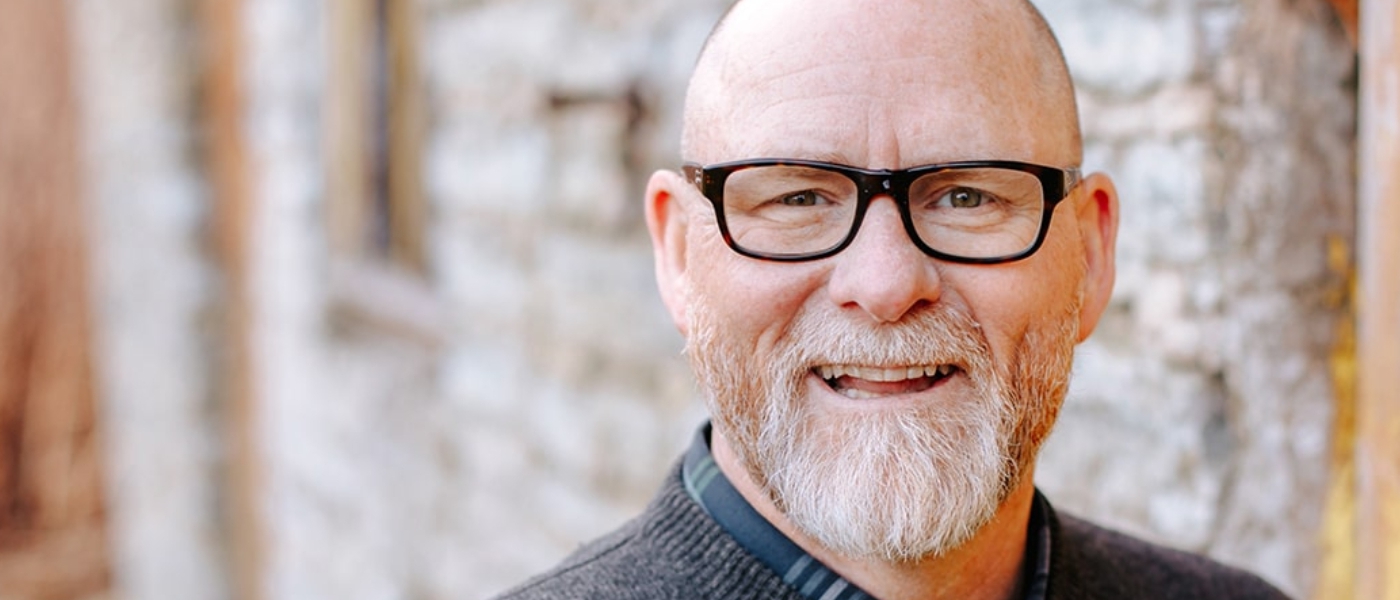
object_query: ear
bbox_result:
[1072,172,1119,342]
[645,169,693,336]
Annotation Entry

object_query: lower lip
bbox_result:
[806,370,958,408]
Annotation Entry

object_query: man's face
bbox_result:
[648,0,1117,561]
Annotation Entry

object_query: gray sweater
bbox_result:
[496,465,1290,600]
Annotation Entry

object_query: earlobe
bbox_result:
[1073,172,1120,342]
[645,170,692,335]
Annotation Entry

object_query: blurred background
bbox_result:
[1,0,1393,599]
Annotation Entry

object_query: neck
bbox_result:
[711,430,1035,600]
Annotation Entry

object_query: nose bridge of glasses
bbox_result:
[846,170,916,255]
[852,170,899,204]
[846,171,922,258]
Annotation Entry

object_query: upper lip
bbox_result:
[815,364,956,381]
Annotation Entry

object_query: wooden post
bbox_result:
[386,0,426,273]
[327,0,426,272]
[327,0,375,261]
[1356,1,1400,599]
[201,0,263,598]
[0,0,111,595]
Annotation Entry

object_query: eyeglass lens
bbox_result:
[721,165,1047,259]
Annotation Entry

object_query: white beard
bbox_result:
[686,297,1077,562]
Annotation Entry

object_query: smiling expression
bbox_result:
[645,0,1119,560]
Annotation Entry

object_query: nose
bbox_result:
[826,196,944,323]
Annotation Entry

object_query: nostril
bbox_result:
[906,298,935,315]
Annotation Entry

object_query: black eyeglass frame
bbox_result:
[681,158,1082,264]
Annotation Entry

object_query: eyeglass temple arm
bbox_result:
[1064,168,1083,196]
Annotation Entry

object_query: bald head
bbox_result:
[680,0,1081,168]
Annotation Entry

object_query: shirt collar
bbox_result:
[682,422,1053,600]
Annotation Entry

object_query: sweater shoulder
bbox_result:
[1049,510,1292,600]
[492,465,800,600]
[493,514,664,600]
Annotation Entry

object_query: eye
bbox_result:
[941,187,989,209]
[777,190,825,207]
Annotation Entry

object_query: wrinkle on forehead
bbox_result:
[682,0,1080,167]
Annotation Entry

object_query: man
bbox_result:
[499,0,1289,598]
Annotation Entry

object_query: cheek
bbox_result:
[685,234,828,354]
[950,224,1086,361]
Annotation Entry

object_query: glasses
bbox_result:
[682,158,1081,264]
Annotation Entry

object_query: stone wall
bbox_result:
[73,1,1354,599]
[74,0,232,598]
[1035,1,1354,596]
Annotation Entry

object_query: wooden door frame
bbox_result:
[1354,2,1400,599]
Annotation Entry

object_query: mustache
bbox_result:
[775,302,996,375]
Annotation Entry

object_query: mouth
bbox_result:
[814,364,961,399]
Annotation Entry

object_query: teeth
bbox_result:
[816,364,956,381]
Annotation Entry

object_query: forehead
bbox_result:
[689,0,1067,168]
